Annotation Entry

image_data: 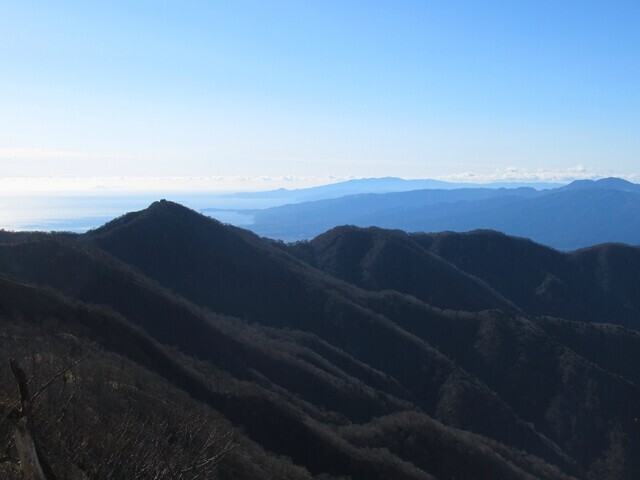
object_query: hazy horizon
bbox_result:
[2,1,639,189]
[2,171,638,196]
[0,174,567,232]
[3,2,639,230]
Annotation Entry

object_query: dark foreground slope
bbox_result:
[2,201,640,479]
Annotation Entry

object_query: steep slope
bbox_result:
[291,226,640,328]
[413,230,640,327]
[4,202,640,478]
[0,275,432,480]
[0,238,413,424]
[82,201,640,477]
[283,225,640,477]
[0,275,319,480]
[83,203,575,469]
[0,279,580,480]
[289,225,518,312]
[0,237,574,478]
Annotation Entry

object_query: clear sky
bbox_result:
[1,1,639,191]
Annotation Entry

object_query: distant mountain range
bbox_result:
[2,201,640,479]
[218,176,562,204]
[243,177,640,249]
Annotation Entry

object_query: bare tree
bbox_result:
[2,353,236,480]
[2,359,58,480]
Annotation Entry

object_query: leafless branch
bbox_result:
[30,354,88,404]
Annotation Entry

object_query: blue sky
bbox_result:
[1,1,639,190]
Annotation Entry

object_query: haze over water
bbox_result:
[0,193,259,232]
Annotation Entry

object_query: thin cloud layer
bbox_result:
[1,167,638,195]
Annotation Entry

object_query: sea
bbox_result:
[0,193,272,233]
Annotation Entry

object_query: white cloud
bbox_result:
[432,165,634,184]
[0,163,637,195]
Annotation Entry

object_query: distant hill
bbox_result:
[559,177,640,193]
[3,201,640,478]
[246,177,640,249]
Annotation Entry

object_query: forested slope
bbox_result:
[2,201,640,479]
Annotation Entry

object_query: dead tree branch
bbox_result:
[9,359,58,480]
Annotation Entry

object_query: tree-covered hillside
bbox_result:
[2,200,640,479]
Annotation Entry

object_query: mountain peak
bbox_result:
[87,199,225,239]
[562,177,640,192]
[145,198,197,216]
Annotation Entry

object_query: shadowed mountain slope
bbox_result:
[2,201,640,479]
[290,226,640,328]
[83,202,575,467]
[414,230,640,327]
[288,226,519,312]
